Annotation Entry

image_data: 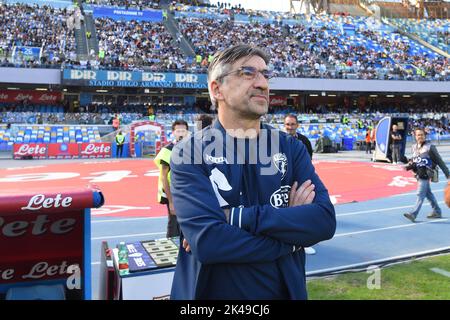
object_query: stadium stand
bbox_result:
[0,1,448,81]
[93,18,186,70]
[388,18,450,54]
[0,2,77,68]
[12,124,101,144]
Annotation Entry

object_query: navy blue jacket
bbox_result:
[170,120,336,300]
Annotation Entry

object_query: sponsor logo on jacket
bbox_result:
[270,185,291,208]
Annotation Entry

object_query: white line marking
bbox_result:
[91,201,446,223]
[90,215,448,242]
[92,216,166,223]
[391,188,445,198]
[337,201,445,217]
[335,218,449,237]
[91,232,166,240]
[430,268,450,278]
[306,246,450,276]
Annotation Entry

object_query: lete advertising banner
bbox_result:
[0,90,62,104]
[13,143,112,160]
[269,96,287,106]
[0,187,104,299]
[79,143,112,158]
[48,143,79,159]
[13,143,48,160]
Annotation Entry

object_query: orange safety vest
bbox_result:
[365,129,371,143]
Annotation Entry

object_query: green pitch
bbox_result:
[308,254,450,300]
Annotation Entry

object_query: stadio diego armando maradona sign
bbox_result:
[62,69,208,89]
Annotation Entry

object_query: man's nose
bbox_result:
[253,72,269,90]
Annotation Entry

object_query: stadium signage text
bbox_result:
[21,194,73,212]
[0,215,76,238]
[63,69,208,88]
[269,96,287,106]
[80,143,111,156]
[15,144,47,157]
[92,7,163,22]
[0,261,77,283]
[0,90,62,104]
[14,143,112,159]
[0,188,95,290]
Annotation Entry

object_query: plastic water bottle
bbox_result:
[118,242,129,275]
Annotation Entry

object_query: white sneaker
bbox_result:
[304,247,316,255]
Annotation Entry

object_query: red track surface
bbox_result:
[0,159,417,217]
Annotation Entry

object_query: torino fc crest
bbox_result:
[273,153,288,180]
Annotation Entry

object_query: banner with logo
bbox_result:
[14,143,112,160]
[80,143,111,158]
[0,187,104,299]
[48,143,79,159]
[269,96,287,106]
[0,90,62,104]
[13,46,40,62]
[375,117,391,156]
[93,7,163,22]
[62,69,208,89]
[13,143,48,160]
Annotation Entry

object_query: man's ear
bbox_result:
[210,80,223,103]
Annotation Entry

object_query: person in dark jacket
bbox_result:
[169,45,336,300]
[284,114,316,255]
[284,114,313,158]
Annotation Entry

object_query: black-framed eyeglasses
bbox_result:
[217,66,273,81]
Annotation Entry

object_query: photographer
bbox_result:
[403,128,449,222]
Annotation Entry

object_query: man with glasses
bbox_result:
[169,45,335,300]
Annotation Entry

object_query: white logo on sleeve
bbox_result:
[209,168,232,207]
[273,153,288,180]
[270,185,291,208]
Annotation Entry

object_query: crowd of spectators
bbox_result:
[90,18,186,71]
[0,110,143,125]
[388,18,450,54]
[281,14,448,80]
[178,17,325,77]
[176,13,448,80]
[0,3,77,68]
[0,2,448,81]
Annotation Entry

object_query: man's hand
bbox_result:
[169,203,176,215]
[289,180,315,207]
[183,238,191,253]
[223,208,230,223]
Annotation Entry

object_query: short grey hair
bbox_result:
[207,44,270,108]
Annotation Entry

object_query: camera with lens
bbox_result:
[405,161,416,172]
[405,161,430,179]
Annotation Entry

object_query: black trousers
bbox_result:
[116,144,123,157]
[365,142,372,153]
